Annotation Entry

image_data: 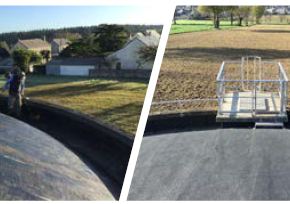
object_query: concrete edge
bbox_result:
[24,97,134,146]
[146,110,290,135]
[145,110,218,135]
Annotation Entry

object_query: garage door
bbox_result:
[60,66,94,76]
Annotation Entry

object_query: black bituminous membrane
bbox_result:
[128,111,290,200]
[0,113,115,200]
[0,96,133,200]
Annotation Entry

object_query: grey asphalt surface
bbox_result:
[128,128,290,200]
[0,113,115,200]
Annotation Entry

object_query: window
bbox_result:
[116,62,121,70]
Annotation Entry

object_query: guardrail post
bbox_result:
[280,81,284,114]
[254,81,257,116]
[241,57,244,90]
[218,82,221,114]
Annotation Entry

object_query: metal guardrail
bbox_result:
[216,56,289,116]
[151,98,217,106]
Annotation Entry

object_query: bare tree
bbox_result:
[225,6,239,26]
[198,6,224,29]
[173,8,178,25]
[253,6,266,24]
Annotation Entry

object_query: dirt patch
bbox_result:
[152,25,290,114]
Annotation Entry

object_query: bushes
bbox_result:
[33,65,46,75]
[12,49,42,73]
[0,69,8,75]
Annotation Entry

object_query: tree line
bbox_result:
[0,24,163,48]
[174,6,266,28]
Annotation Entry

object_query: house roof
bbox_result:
[52,38,70,46]
[107,32,160,58]
[145,30,161,39]
[47,58,99,66]
[19,39,51,49]
[136,35,160,47]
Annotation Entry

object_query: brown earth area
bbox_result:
[151,25,290,114]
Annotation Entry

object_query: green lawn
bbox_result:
[0,75,148,137]
[170,20,255,34]
[171,18,290,35]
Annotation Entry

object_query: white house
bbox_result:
[107,30,160,70]
[46,58,99,76]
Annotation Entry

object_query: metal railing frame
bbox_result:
[216,56,289,116]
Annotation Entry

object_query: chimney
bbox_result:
[127,33,132,43]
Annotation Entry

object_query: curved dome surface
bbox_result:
[0,113,114,200]
[129,128,290,200]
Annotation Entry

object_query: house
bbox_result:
[11,38,51,55]
[107,30,160,70]
[46,58,99,76]
[276,7,288,15]
[0,48,12,71]
[145,30,160,39]
[51,38,70,57]
[0,58,13,71]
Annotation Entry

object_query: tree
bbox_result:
[236,7,243,26]
[279,9,287,23]
[173,8,178,24]
[54,32,82,41]
[137,45,157,68]
[12,49,42,73]
[0,41,10,53]
[241,6,252,26]
[198,6,224,29]
[30,52,42,64]
[253,6,266,24]
[40,50,50,63]
[94,24,127,55]
[0,41,10,58]
[234,6,252,26]
[59,38,101,58]
[225,6,239,26]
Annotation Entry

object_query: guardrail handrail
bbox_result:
[278,62,289,82]
[217,56,288,117]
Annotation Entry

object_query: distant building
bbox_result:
[145,30,161,39]
[276,7,288,15]
[51,38,70,57]
[11,38,51,55]
[46,58,99,76]
[0,48,12,71]
[107,30,160,70]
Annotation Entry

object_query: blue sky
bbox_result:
[0,6,164,33]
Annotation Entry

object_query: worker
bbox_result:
[2,65,26,117]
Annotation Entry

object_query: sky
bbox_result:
[0,6,164,33]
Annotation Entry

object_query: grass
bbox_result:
[0,75,148,137]
[260,15,290,25]
[170,20,255,34]
[170,17,290,34]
